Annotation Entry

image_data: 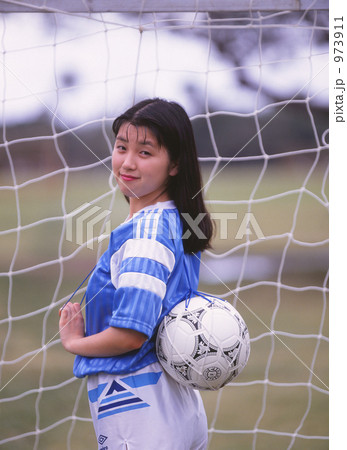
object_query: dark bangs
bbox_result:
[112,116,165,149]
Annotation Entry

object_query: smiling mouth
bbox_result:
[120,174,139,181]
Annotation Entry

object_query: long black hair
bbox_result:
[112,98,214,254]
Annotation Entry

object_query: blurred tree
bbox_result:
[169,10,328,112]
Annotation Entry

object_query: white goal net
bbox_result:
[0,1,328,449]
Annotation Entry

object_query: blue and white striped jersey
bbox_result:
[73,201,201,378]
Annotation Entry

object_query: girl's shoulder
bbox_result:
[130,201,181,243]
[110,201,182,251]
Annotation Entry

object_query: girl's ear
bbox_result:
[169,162,179,177]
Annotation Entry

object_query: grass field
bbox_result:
[0,159,328,449]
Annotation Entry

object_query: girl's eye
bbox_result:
[116,145,126,151]
[140,150,151,156]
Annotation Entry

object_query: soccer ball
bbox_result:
[156,295,250,391]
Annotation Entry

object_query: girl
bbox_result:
[59,98,214,450]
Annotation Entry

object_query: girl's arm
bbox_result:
[59,302,147,357]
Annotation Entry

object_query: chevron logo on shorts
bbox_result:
[88,371,162,420]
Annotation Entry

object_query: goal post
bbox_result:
[0,0,330,13]
[0,1,328,449]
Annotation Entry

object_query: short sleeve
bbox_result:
[109,235,176,337]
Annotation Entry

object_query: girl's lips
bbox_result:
[120,174,138,181]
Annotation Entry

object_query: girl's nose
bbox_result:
[122,152,136,170]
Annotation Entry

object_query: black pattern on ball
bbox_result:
[156,296,250,391]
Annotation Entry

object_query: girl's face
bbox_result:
[112,123,178,215]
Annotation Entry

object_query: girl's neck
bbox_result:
[128,191,172,218]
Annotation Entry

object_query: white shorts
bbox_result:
[87,362,208,450]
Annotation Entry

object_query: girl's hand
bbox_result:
[59,303,85,353]
[59,302,147,357]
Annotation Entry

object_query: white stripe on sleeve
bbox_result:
[123,239,175,272]
[110,238,175,289]
[118,272,167,299]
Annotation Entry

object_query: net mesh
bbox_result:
[0,3,328,449]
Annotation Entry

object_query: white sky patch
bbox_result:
[0,12,328,126]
